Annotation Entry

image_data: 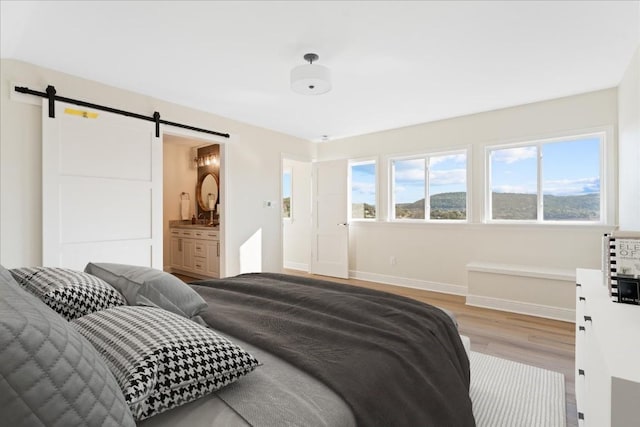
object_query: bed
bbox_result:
[0,264,475,427]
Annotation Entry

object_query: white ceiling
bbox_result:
[1,1,639,142]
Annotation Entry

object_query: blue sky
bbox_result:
[351,162,376,205]
[393,154,467,203]
[282,169,292,198]
[491,137,600,196]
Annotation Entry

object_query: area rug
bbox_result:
[470,351,566,427]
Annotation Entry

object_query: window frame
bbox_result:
[388,148,469,223]
[484,129,612,225]
[348,157,378,222]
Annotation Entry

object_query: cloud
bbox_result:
[543,177,600,195]
[429,168,466,186]
[429,153,466,166]
[352,181,376,195]
[492,177,600,195]
[492,184,536,194]
[394,159,425,182]
[394,185,407,193]
[395,158,467,186]
[492,146,537,164]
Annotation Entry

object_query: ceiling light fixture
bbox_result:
[291,53,332,95]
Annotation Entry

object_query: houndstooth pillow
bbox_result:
[71,305,260,421]
[9,267,127,321]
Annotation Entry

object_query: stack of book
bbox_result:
[603,231,640,305]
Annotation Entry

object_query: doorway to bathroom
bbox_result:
[162,128,228,279]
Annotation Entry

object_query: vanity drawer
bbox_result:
[170,228,218,240]
[194,230,219,240]
[170,228,196,237]
[193,256,206,274]
[194,241,206,256]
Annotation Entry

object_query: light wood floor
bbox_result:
[178,271,577,427]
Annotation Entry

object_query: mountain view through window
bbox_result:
[490,135,601,221]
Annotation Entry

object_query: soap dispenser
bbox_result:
[191,214,196,224]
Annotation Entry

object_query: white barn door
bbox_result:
[42,100,162,270]
[310,159,349,278]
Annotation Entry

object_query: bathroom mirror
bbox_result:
[197,173,219,211]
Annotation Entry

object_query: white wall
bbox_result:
[282,157,312,271]
[618,45,640,232]
[0,59,314,274]
[317,89,618,320]
[162,141,197,268]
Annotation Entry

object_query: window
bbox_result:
[282,168,292,219]
[391,150,467,221]
[349,160,377,220]
[488,133,603,222]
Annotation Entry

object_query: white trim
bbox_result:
[283,261,309,272]
[466,261,575,282]
[349,270,467,296]
[466,294,575,322]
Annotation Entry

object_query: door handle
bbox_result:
[179,238,182,252]
[337,223,349,226]
[217,241,220,256]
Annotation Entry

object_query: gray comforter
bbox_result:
[191,273,475,427]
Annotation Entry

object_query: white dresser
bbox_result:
[575,268,640,427]
[170,227,220,279]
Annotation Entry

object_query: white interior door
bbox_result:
[311,159,349,278]
[42,100,162,270]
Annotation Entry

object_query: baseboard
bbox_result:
[349,270,467,296]
[466,294,575,322]
[283,261,309,272]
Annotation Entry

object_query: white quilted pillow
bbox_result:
[72,305,260,420]
[9,267,127,321]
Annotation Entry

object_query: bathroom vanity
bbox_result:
[169,224,220,279]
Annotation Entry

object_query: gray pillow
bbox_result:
[0,264,135,427]
[84,262,207,320]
